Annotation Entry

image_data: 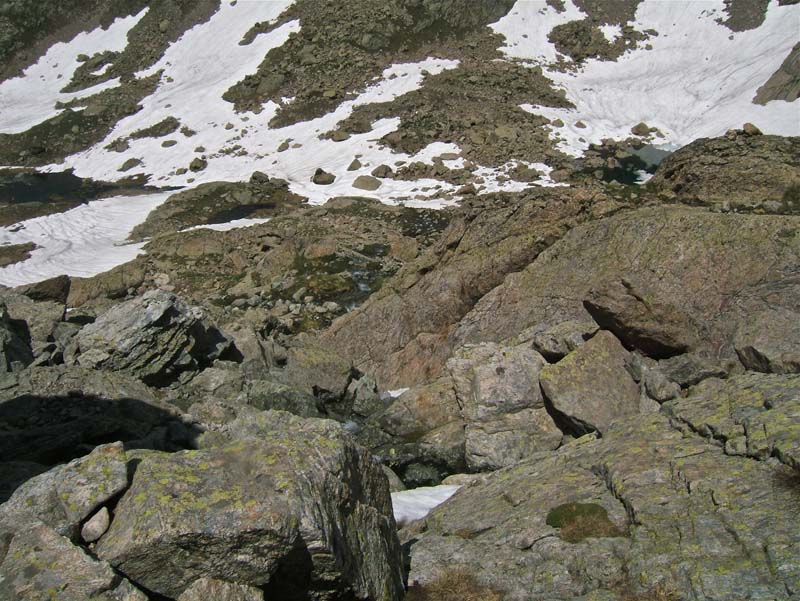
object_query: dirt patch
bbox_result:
[0,242,37,267]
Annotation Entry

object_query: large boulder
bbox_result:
[66,290,238,386]
[539,331,641,435]
[649,132,800,211]
[583,278,701,358]
[2,442,128,540]
[95,410,403,600]
[447,343,561,470]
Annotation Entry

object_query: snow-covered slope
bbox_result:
[493,0,800,155]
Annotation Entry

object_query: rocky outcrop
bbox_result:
[407,408,800,600]
[663,373,800,470]
[321,188,594,388]
[649,132,800,211]
[96,410,403,600]
[453,207,800,373]
[66,290,239,386]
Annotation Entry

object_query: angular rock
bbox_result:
[371,164,393,178]
[3,442,128,539]
[311,168,335,185]
[734,307,800,374]
[1,292,64,346]
[540,331,640,434]
[448,343,561,469]
[583,278,702,358]
[281,341,353,403]
[657,352,729,387]
[96,411,403,600]
[527,319,599,361]
[67,290,237,386]
[0,303,32,372]
[375,378,462,440]
[14,274,71,303]
[189,157,207,172]
[178,578,263,601]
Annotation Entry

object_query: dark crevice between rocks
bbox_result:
[590,463,639,528]
[0,394,203,501]
[260,533,358,601]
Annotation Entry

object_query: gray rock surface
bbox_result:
[2,442,127,539]
[178,577,264,601]
[408,408,800,600]
[540,331,640,434]
[447,343,561,470]
[0,514,147,601]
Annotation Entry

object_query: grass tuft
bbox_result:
[406,569,503,601]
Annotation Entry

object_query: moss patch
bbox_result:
[546,502,627,543]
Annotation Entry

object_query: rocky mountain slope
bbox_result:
[0,1,799,600]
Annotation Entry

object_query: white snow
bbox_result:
[386,388,410,399]
[599,23,623,43]
[0,191,172,286]
[391,485,460,526]
[0,9,148,134]
[492,0,800,155]
[180,217,271,233]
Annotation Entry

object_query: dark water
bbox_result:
[600,144,674,185]
[0,170,118,204]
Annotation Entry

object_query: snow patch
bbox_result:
[180,217,271,233]
[392,485,461,526]
[0,191,172,286]
[599,23,623,43]
[0,9,148,134]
